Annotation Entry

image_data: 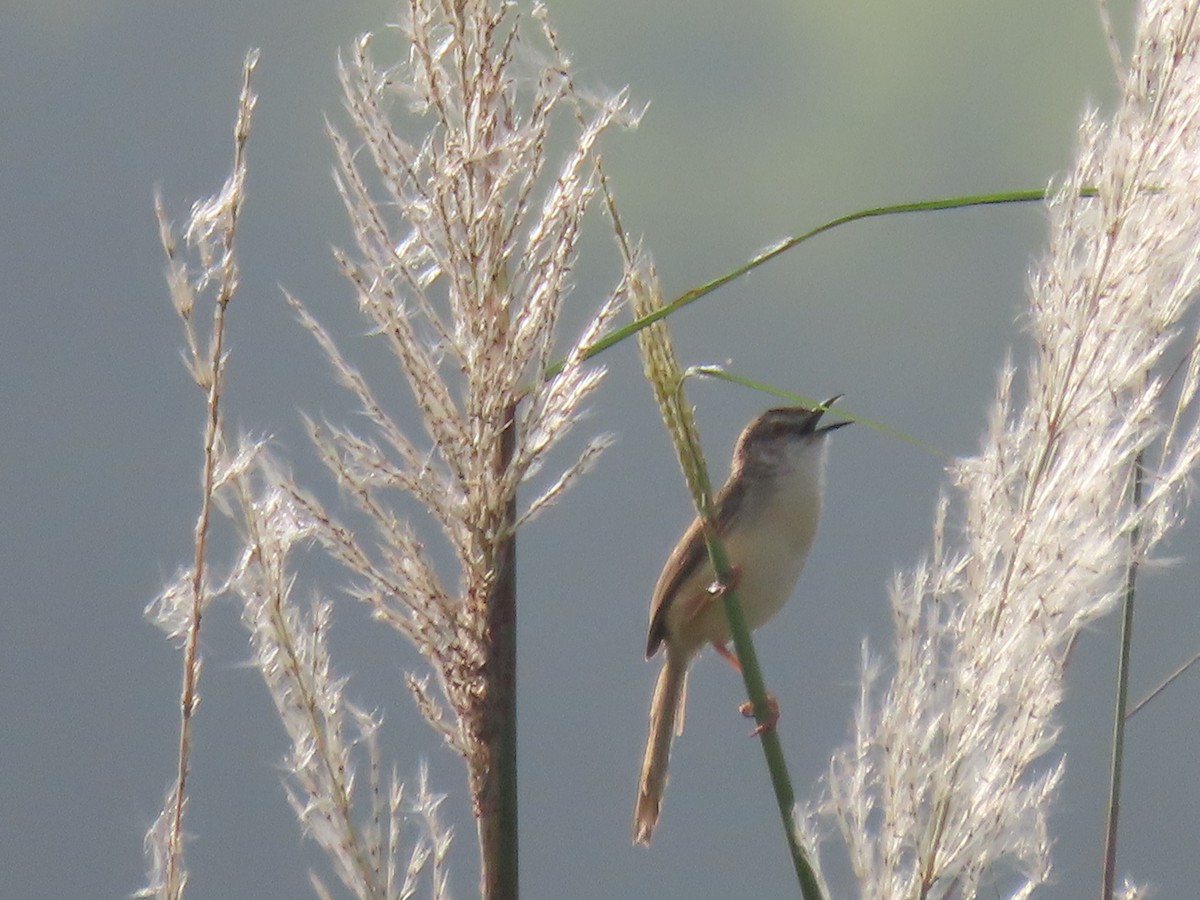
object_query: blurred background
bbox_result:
[6,0,1199,897]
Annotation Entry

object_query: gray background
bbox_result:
[5,0,1198,897]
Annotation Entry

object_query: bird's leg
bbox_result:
[712,641,741,671]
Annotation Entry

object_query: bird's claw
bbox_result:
[740,693,780,736]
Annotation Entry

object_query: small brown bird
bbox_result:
[633,399,848,845]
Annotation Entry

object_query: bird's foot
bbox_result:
[740,693,780,736]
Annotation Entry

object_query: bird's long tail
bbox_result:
[633,652,688,845]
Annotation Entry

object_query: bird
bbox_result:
[633,398,848,845]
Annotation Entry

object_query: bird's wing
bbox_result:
[644,477,746,657]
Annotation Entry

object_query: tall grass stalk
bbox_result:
[139,50,259,900]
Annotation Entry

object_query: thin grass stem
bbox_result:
[1101,452,1144,900]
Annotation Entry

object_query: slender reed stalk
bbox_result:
[139,49,259,900]
[1101,454,1143,900]
[479,398,519,897]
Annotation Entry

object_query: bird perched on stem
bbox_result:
[633,398,848,845]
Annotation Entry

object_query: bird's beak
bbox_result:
[811,395,851,435]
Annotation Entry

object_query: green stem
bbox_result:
[1100,451,1142,900]
[547,189,1057,381]
[698,520,824,900]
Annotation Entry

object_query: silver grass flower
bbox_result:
[292,0,634,792]
[145,1,636,895]
[814,3,1200,896]
[281,0,637,891]
[227,449,455,900]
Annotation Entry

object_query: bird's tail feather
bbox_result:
[633,653,688,845]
